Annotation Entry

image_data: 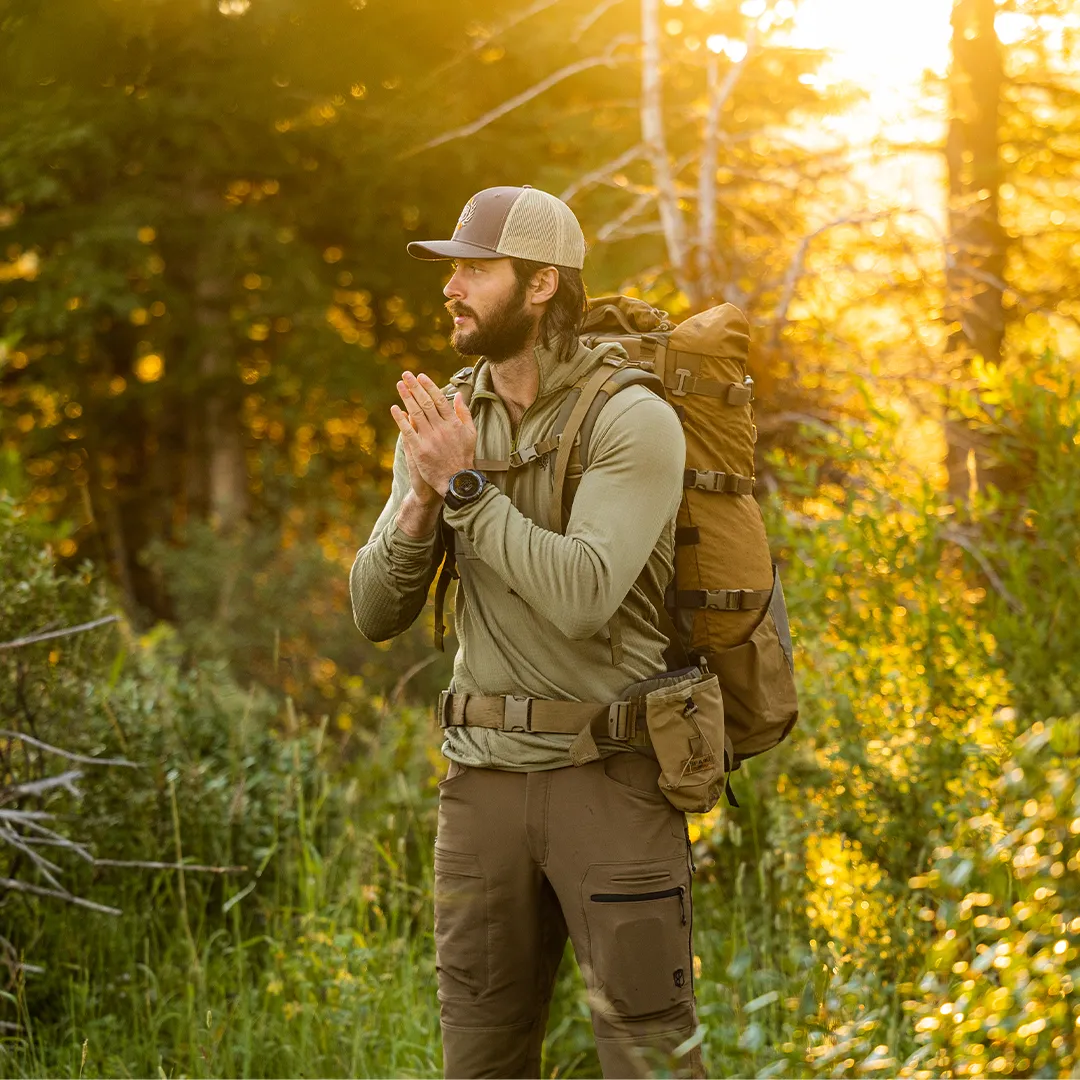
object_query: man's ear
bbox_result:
[529,266,559,305]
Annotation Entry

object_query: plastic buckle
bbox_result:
[437,690,459,729]
[503,695,533,732]
[706,591,742,611]
[510,444,539,468]
[607,701,635,741]
[671,368,692,397]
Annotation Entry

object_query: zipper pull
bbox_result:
[678,885,687,926]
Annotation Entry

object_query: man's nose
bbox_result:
[444,270,464,300]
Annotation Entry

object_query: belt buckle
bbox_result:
[607,701,635,741]
[503,695,533,732]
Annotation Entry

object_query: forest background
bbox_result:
[1,0,1078,1076]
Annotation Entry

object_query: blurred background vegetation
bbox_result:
[0,0,1077,1076]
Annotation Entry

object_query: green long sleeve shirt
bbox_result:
[350,339,685,770]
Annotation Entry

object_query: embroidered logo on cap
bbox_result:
[454,197,477,234]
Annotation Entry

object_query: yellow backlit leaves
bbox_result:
[0,250,39,282]
[137,227,156,243]
[323,247,344,263]
[134,354,164,383]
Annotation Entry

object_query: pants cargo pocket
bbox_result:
[582,860,693,1018]
[433,846,489,1000]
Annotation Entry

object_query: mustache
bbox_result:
[446,301,476,320]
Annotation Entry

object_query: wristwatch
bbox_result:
[444,469,489,511]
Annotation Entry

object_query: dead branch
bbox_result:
[559,142,643,202]
[942,528,1024,614]
[0,730,140,769]
[0,615,118,652]
[573,0,626,41]
[91,858,248,874]
[595,192,654,242]
[401,39,635,159]
[0,876,122,916]
[772,211,901,342]
[0,769,83,804]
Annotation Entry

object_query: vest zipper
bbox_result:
[589,885,686,925]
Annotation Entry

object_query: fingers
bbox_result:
[416,373,456,421]
[454,391,475,434]
[390,404,420,442]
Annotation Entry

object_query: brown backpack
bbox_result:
[435,294,799,778]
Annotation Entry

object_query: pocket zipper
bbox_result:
[590,885,686,925]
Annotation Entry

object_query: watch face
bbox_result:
[454,471,482,499]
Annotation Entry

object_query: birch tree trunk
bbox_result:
[640,0,693,302]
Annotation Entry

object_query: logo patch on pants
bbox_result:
[673,968,685,987]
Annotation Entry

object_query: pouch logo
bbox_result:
[454,197,477,234]
[673,968,685,987]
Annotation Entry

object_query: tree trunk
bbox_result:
[641,0,693,303]
[195,277,249,534]
[944,0,1006,498]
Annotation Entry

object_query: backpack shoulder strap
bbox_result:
[547,356,667,668]
[548,362,666,535]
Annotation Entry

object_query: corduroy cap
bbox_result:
[407,186,586,270]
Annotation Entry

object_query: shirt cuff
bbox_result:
[441,483,499,536]
[381,518,438,566]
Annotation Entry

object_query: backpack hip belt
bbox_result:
[436,690,647,746]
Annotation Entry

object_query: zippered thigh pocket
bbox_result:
[582,861,693,1018]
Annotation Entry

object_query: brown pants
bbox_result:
[434,752,704,1079]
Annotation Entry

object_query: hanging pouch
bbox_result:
[642,670,729,813]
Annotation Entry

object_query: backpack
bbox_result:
[433,294,799,778]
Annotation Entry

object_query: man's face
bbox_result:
[443,257,535,361]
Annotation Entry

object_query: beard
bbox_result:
[448,279,534,361]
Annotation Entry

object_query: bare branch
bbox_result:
[0,825,67,891]
[595,192,654,242]
[420,0,567,87]
[0,730,140,769]
[942,528,1024,614]
[0,615,119,652]
[0,769,83,804]
[0,876,122,916]
[401,40,635,159]
[559,143,643,202]
[772,211,901,342]
[573,0,626,41]
[90,858,247,874]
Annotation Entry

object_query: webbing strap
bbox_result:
[432,519,457,651]
[669,586,772,612]
[437,691,644,744]
[549,361,622,534]
[666,372,754,403]
[684,469,755,495]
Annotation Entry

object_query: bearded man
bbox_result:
[350,186,702,1079]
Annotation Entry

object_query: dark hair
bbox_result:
[511,258,587,363]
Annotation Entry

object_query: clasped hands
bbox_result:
[391,371,477,503]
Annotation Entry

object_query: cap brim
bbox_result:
[407,239,505,261]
